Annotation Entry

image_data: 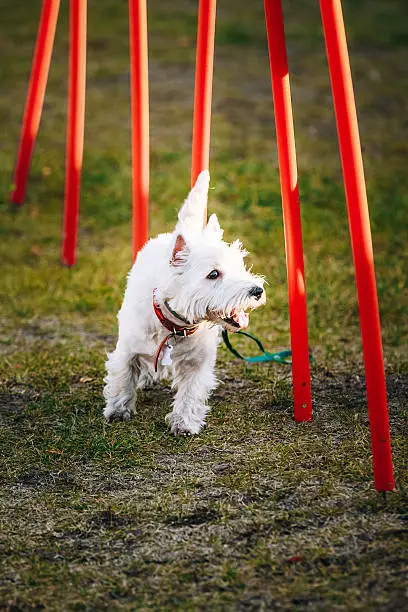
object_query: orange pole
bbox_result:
[191,0,216,224]
[264,0,312,421]
[320,0,394,491]
[129,0,149,263]
[61,0,87,267]
[10,0,61,205]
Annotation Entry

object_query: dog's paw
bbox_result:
[104,404,133,423]
[165,411,204,436]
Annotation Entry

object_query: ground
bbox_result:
[0,0,407,610]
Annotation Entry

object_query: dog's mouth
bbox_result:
[220,308,249,331]
[207,293,266,331]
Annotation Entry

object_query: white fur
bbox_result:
[103,171,266,435]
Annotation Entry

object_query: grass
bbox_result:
[0,0,407,610]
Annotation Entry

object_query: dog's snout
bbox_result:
[249,286,264,300]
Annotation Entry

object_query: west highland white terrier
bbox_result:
[103,171,266,435]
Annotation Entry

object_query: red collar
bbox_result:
[153,290,199,336]
[152,290,200,371]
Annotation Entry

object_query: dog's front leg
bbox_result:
[166,341,217,435]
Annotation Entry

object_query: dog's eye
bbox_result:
[207,270,220,280]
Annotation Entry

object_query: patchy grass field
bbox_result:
[1,0,407,610]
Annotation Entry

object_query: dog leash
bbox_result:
[222,329,313,365]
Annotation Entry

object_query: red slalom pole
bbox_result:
[191,0,216,224]
[264,0,312,421]
[129,0,149,264]
[10,0,61,205]
[61,0,87,267]
[320,0,394,491]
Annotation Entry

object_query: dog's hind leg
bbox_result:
[103,350,141,421]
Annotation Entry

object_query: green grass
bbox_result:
[0,0,407,610]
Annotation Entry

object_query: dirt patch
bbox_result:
[0,393,26,416]
[165,507,221,528]
[89,509,141,530]
[14,471,77,491]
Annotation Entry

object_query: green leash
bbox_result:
[222,329,313,365]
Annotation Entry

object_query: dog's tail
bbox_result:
[176,170,210,235]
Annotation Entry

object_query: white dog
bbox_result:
[103,171,265,435]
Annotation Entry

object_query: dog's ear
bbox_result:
[170,234,188,266]
[204,213,223,240]
[176,170,210,234]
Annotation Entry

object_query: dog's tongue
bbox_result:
[232,309,249,329]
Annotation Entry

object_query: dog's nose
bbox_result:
[249,286,264,300]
